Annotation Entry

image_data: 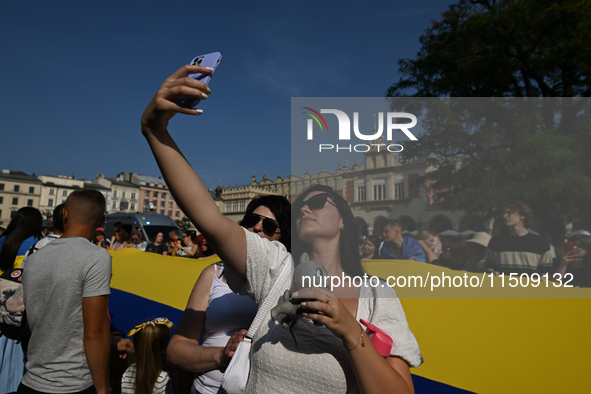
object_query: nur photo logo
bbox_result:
[302,108,418,153]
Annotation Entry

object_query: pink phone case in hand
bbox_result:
[360,319,393,357]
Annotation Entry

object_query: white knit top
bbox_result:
[225,228,423,394]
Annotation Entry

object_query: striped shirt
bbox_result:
[485,232,553,275]
[121,364,173,394]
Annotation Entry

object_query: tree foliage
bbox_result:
[387,0,591,233]
[175,217,193,232]
[387,0,591,98]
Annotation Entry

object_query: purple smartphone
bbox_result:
[175,52,222,108]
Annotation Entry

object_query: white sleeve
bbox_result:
[225,227,291,306]
[360,282,423,368]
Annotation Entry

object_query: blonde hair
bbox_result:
[131,321,170,394]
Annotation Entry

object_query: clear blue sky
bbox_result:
[1,0,456,190]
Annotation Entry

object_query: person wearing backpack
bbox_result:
[0,207,43,394]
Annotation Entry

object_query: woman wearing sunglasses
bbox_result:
[167,195,291,394]
[171,230,199,258]
[142,65,421,394]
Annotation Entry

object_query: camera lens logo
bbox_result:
[302,108,329,138]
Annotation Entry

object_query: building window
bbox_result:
[120,201,129,210]
[131,192,136,199]
[49,188,55,195]
[153,191,158,197]
[175,211,180,218]
[12,197,19,205]
[27,199,34,207]
[29,186,35,193]
[168,210,172,216]
[130,203,136,211]
[394,182,405,200]
[144,199,148,206]
[169,193,173,199]
[373,183,386,201]
[0,197,3,204]
[112,201,117,209]
[0,210,2,217]
[225,200,247,213]
[14,185,20,192]
[357,186,366,202]
[113,190,118,198]
[48,199,53,207]
[11,210,17,219]
[161,192,167,198]
[160,201,165,207]
[0,183,4,191]
[144,190,149,196]
[168,202,173,208]
[160,209,164,214]
[143,207,149,213]
[62,200,66,204]
[122,191,127,199]
[62,190,67,197]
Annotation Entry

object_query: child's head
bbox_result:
[127,317,173,394]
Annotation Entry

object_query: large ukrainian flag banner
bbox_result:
[109,249,589,394]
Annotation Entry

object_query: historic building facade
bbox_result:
[290,140,487,236]
[117,172,187,220]
[0,170,42,226]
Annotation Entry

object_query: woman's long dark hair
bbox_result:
[0,207,42,271]
[291,185,364,277]
[131,322,170,394]
[241,195,291,252]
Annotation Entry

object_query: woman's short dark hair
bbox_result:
[0,207,43,271]
[291,185,364,277]
[242,195,291,252]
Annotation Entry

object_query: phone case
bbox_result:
[175,52,222,108]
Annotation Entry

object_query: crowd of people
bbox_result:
[0,64,588,394]
[358,200,590,286]
[90,225,217,260]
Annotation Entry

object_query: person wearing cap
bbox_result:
[465,232,492,272]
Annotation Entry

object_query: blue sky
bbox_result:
[0,0,456,190]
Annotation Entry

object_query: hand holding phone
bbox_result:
[562,241,577,259]
[174,52,222,108]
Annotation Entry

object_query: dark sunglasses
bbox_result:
[294,193,338,213]
[242,213,280,236]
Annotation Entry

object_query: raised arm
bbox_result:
[141,65,246,278]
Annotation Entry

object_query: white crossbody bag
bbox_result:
[220,256,294,394]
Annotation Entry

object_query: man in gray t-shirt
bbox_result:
[20,189,111,394]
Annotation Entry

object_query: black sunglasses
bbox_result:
[294,193,338,213]
[242,213,280,236]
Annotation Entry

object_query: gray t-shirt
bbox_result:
[226,228,422,394]
[22,237,112,393]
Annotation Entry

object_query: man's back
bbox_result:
[22,237,111,392]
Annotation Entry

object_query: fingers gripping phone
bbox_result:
[175,52,222,108]
[562,241,576,257]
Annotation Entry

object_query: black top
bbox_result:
[145,243,167,255]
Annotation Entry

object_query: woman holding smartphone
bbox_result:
[167,195,290,394]
[141,65,422,394]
